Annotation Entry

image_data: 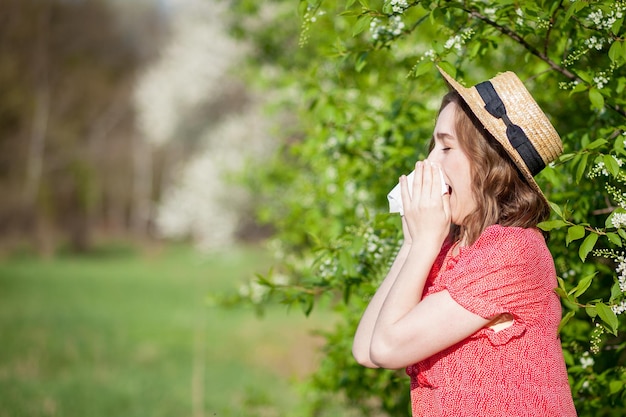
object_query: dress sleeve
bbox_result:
[441,226,554,343]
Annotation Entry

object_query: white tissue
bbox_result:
[387,167,448,215]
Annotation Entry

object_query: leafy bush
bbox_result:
[229,1,626,415]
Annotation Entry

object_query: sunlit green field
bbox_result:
[0,244,327,417]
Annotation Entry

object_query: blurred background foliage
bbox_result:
[0,0,275,255]
[1,0,625,416]
[0,0,296,416]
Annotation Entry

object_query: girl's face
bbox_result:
[427,102,477,227]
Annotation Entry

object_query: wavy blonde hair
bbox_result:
[434,91,550,246]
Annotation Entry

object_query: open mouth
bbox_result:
[447,185,452,195]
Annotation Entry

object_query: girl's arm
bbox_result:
[353,162,491,369]
[352,221,412,368]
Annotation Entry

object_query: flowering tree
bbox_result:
[134,0,275,249]
[229,0,626,415]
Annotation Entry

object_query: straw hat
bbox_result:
[437,66,562,203]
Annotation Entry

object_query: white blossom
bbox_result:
[484,8,496,19]
[589,156,624,177]
[134,0,245,146]
[593,73,610,89]
[388,0,409,14]
[239,280,268,303]
[445,35,463,51]
[617,255,626,293]
[389,15,405,35]
[612,299,626,315]
[155,109,274,251]
[370,18,382,40]
[562,269,577,279]
[370,14,405,40]
[444,28,473,52]
[585,36,605,51]
[612,213,626,229]
[588,10,603,26]
[422,49,436,60]
[587,7,625,30]
[580,352,595,369]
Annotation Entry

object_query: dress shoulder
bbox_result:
[442,225,556,323]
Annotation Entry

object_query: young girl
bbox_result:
[352,68,577,416]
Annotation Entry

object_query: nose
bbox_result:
[427,150,443,165]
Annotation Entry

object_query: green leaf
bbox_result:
[606,232,622,247]
[339,251,356,276]
[615,133,626,154]
[606,211,616,228]
[437,61,456,78]
[603,154,620,177]
[579,233,598,261]
[569,82,587,95]
[572,272,596,297]
[609,41,623,63]
[566,225,586,245]
[411,60,432,78]
[596,302,619,335]
[548,202,563,217]
[575,153,588,183]
[298,0,308,17]
[562,348,574,366]
[340,9,363,16]
[565,0,587,21]
[589,88,604,110]
[343,283,352,304]
[256,274,274,288]
[609,380,624,395]
[558,310,576,334]
[301,295,314,316]
[352,15,372,37]
[584,138,608,150]
[355,52,368,72]
[610,281,621,302]
[554,287,569,300]
[585,305,597,318]
[578,71,592,84]
[612,19,624,36]
[537,219,567,231]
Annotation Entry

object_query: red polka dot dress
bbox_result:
[406,225,577,416]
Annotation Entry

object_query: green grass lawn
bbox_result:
[0,243,328,417]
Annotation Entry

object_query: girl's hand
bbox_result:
[400,161,451,247]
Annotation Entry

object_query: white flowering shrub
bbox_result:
[134,0,276,249]
[155,108,273,250]
[227,0,626,415]
[134,0,245,147]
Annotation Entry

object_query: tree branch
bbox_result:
[544,1,565,58]
[461,7,626,119]
[464,8,578,80]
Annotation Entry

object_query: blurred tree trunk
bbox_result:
[24,2,53,255]
[0,0,165,253]
[132,134,153,237]
[25,84,49,208]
